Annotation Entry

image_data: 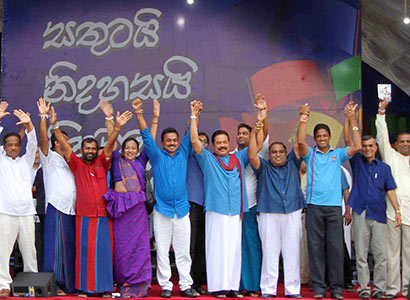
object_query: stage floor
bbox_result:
[7,284,407,299]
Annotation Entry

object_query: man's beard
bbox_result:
[83,153,97,162]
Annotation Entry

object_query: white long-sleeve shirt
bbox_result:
[376,114,410,225]
[40,149,76,215]
[0,127,38,216]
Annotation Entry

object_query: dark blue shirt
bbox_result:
[186,150,205,206]
[252,149,305,214]
[347,153,397,223]
[141,127,191,218]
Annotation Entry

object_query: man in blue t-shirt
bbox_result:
[296,102,362,299]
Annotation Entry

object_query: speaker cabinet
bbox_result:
[11,272,57,297]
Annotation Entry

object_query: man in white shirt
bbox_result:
[376,100,410,298]
[0,101,38,298]
[36,98,77,294]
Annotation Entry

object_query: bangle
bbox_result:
[352,126,359,131]
[190,115,197,119]
[52,123,59,130]
[152,121,158,124]
[39,114,49,119]
[105,116,114,120]
[135,110,144,114]
[396,210,400,214]
[114,126,121,131]
[378,109,386,113]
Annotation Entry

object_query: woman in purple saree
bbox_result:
[103,100,160,298]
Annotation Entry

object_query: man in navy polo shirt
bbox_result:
[344,133,401,299]
[296,102,362,299]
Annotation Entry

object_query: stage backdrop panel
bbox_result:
[2,0,361,151]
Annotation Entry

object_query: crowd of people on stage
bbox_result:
[0,94,409,299]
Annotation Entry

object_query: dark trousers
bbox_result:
[189,202,207,288]
[35,214,45,272]
[306,205,344,294]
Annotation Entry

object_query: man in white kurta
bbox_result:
[189,100,251,297]
[0,105,38,297]
[376,100,410,298]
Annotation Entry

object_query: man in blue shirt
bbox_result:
[189,100,264,298]
[133,98,199,298]
[296,102,362,299]
[187,131,209,295]
[248,122,304,299]
[345,133,401,299]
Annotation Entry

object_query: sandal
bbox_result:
[215,292,227,298]
[227,291,244,298]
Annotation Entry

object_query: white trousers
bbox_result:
[386,219,410,295]
[206,211,242,292]
[0,214,37,290]
[153,209,193,291]
[258,210,302,295]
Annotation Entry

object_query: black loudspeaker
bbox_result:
[11,272,57,297]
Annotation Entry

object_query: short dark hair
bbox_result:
[212,130,230,144]
[313,123,331,137]
[81,137,98,149]
[398,132,410,140]
[198,132,209,143]
[269,141,287,152]
[3,133,21,145]
[161,127,179,142]
[121,137,140,156]
[361,135,375,142]
[50,130,68,151]
[237,123,252,133]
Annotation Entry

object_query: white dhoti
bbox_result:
[258,209,302,295]
[206,211,242,292]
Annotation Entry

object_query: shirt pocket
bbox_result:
[94,166,106,180]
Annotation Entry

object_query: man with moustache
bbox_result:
[190,100,265,298]
[51,103,132,295]
[344,133,401,299]
[0,102,38,298]
[133,98,199,298]
[376,100,410,298]
[296,102,362,299]
[248,122,304,298]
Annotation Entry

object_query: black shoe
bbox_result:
[359,291,370,299]
[161,290,172,298]
[384,295,396,299]
[227,291,244,298]
[345,285,355,293]
[195,286,208,295]
[181,288,200,298]
[331,293,344,299]
[285,295,302,299]
[260,294,276,299]
[314,294,325,299]
[371,291,383,299]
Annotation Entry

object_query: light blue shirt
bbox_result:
[141,127,191,218]
[303,146,351,206]
[195,146,249,216]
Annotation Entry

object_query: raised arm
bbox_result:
[150,99,160,140]
[0,101,10,122]
[375,100,395,160]
[104,110,133,158]
[132,98,149,133]
[343,104,353,147]
[387,189,401,227]
[345,102,362,157]
[249,127,262,169]
[37,97,51,156]
[14,109,34,133]
[190,100,203,155]
[255,93,269,140]
[296,104,310,157]
[14,109,37,164]
[49,106,72,160]
[100,100,116,149]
